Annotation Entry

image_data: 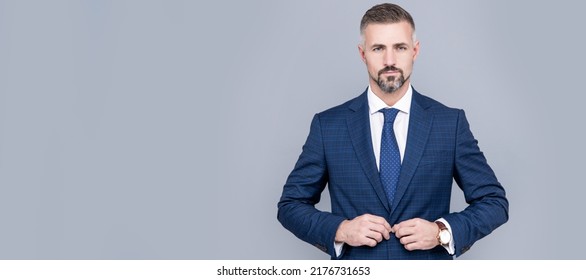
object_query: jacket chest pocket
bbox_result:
[418,150,453,166]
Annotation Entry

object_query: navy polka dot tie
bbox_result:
[379,108,401,207]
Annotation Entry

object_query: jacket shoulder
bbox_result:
[413,90,464,122]
[415,90,458,111]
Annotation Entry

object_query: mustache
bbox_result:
[378,66,403,76]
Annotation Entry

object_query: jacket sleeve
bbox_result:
[277,114,346,259]
[443,110,509,256]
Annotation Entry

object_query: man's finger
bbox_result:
[403,241,424,251]
[365,230,384,243]
[366,215,392,232]
[398,235,418,245]
[360,214,392,236]
[395,225,416,238]
[361,236,378,247]
[392,218,427,233]
[394,218,421,228]
[369,223,391,240]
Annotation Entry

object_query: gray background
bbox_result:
[0,0,584,259]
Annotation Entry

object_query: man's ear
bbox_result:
[412,40,420,62]
[358,44,366,63]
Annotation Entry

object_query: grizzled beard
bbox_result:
[375,66,409,94]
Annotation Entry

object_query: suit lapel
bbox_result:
[391,90,434,213]
[347,91,391,213]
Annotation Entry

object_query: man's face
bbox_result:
[359,22,419,94]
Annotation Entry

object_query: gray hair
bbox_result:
[360,3,417,44]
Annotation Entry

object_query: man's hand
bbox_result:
[335,214,392,247]
[391,218,439,251]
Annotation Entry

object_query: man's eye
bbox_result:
[397,46,408,51]
[373,47,382,52]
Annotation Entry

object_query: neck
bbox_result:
[370,80,409,107]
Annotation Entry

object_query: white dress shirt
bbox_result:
[368,85,411,167]
[334,84,455,256]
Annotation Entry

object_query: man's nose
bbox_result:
[383,50,396,66]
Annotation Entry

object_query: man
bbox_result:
[277,3,508,260]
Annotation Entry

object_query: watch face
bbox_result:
[440,230,451,244]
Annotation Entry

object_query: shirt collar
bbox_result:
[367,84,413,115]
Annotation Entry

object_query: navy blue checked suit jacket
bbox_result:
[277,88,509,260]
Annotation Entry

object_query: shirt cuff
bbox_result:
[334,241,344,257]
[436,218,455,255]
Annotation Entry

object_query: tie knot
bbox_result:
[379,108,400,123]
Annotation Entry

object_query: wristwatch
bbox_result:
[435,221,451,246]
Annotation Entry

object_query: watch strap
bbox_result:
[435,221,447,231]
[435,221,448,245]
